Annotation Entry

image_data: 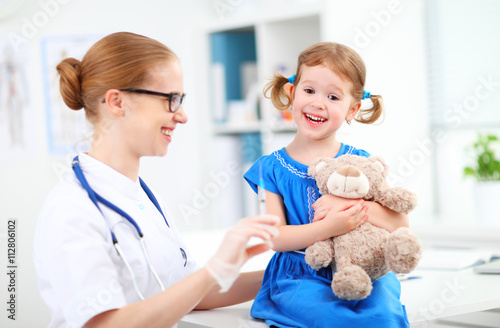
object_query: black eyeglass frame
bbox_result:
[101,88,186,113]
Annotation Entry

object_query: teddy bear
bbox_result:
[304,154,422,301]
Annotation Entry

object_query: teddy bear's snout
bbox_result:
[326,165,370,199]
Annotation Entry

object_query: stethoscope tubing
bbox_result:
[71,155,183,300]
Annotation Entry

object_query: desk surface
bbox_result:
[402,268,500,323]
[180,230,500,327]
[181,268,500,327]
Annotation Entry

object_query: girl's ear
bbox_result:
[346,100,361,122]
[286,83,295,105]
[103,89,126,117]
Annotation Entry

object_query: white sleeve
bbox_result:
[33,184,128,328]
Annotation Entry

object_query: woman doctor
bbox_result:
[33,32,279,328]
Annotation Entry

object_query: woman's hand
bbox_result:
[216,215,280,265]
[312,194,362,222]
[205,215,279,292]
[321,199,369,237]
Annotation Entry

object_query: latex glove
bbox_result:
[205,214,279,292]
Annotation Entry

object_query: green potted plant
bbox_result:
[464,134,500,181]
[464,133,500,226]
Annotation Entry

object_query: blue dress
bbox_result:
[244,144,409,328]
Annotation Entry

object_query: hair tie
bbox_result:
[288,74,296,84]
[362,90,371,100]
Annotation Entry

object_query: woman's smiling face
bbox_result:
[120,60,188,158]
[290,64,360,141]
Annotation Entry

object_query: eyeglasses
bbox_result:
[101,88,186,113]
[120,88,186,113]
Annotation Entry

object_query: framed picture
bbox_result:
[41,34,102,155]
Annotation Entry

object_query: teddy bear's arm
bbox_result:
[376,188,418,215]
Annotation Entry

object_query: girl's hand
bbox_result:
[322,199,369,237]
[205,215,279,292]
[312,194,362,222]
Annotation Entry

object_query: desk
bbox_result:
[179,231,500,327]
[403,268,500,324]
[180,268,500,327]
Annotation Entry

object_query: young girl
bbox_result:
[244,42,410,328]
[33,32,279,328]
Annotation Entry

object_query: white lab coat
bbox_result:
[33,153,199,328]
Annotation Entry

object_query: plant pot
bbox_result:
[473,181,500,227]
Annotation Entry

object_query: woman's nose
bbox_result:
[174,105,188,124]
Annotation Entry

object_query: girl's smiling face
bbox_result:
[290,64,361,141]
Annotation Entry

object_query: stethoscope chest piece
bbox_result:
[180,248,187,267]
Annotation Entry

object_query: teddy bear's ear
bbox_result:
[369,156,388,174]
[308,158,330,177]
[315,161,328,173]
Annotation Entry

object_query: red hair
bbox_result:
[57,32,178,123]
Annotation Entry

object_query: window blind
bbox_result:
[426,0,500,128]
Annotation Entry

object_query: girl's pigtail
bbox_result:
[264,73,292,111]
[355,94,385,124]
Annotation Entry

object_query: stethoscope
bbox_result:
[72,155,187,300]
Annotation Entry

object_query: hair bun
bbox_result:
[56,57,84,110]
